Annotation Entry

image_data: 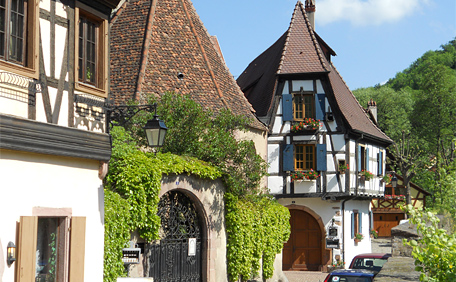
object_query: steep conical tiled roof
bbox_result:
[110,0,265,130]
[278,1,329,74]
[237,0,392,144]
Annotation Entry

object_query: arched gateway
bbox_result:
[148,190,203,281]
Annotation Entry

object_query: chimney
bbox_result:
[305,0,316,30]
[368,99,377,123]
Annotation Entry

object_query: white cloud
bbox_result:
[316,0,431,26]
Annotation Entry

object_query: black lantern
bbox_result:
[106,103,167,148]
[7,241,16,265]
[143,114,168,148]
[391,173,398,189]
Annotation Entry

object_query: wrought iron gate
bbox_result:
[147,191,202,282]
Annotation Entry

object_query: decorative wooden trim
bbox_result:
[0,114,111,161]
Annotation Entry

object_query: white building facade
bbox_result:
[237,1,393,271]
[0,0,120,281]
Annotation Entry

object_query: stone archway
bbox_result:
[283,205,331,271]
[157,174,227,282]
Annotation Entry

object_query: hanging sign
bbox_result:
[188,238,196,256]
[326,238,340,249]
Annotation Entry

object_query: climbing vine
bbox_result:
[104,92,291,281]
[103,127,221,282]
[225,193,291,281]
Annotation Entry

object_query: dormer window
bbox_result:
[282,81,326,123]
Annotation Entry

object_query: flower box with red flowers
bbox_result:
[290,118,321,133]
[290,169,320,181]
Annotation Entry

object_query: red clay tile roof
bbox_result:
[278,1,329,74]
[110,0,265,130]
[326,61,392,143]
[237,0,392,144]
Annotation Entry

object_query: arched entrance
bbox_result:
[283,209,323,271]
[148,190,202,281]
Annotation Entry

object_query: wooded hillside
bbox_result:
[353,38,456,219]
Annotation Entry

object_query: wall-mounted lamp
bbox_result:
[391,173,398,189]
[143,113,168,148]
[106,103,167,148]
[7,241,16,266]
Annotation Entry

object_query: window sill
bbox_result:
[0,60,38,79]
[75,82,107,98]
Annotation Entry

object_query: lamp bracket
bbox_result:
[105,103,157,133]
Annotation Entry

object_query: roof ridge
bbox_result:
[181,0,231,110]
[328,61,392,142]
[277,1,329,74]
[276,2,298,74]
[185,0,256,114]
[135,0,157,102]
[298,1,329,72]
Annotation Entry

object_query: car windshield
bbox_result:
[329,276,372,282]
[351,258,388,272]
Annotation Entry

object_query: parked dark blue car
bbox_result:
[323,269,375,282]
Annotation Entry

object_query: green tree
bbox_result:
[146,91,269,196]
[402,205,456,281]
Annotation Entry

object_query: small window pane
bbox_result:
[36,218,59,282]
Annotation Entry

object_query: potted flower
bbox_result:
[354,233,364,243]
[370,229,379,239]
[381,174,391,184]
[359,170,374,181]
[339,163,349,174]
[290,118,321,132]
[290,169,320,181]
[327,260,345,272]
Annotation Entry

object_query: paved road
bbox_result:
[282,238,392,282]
[284,271,328,282]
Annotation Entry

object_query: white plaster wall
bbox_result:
[268,144,280,174]
[316,80,324,94]
[0,149,104,282]
[291,80,313,91]
[54,24,67,79]
[343,200,372,266]
[268,176,283,194]
[0,96,28,118]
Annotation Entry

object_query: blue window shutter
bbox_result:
[359,212,363,234]
[315,94,325,121]
[283,144,294,171]
[357,145,362,172]
[366,147,370,172]
[316,144,327,171]
[378,151,383,175]
[282,94,293,121]
[351,213,355,238]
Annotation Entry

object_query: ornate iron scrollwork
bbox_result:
[157,191,201,240]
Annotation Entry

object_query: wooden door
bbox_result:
[283,209,322,271]
[373,213,405,237]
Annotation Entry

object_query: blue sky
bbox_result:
[192,0,456,90]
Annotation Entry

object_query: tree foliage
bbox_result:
[353,38,456,218]
[402,205,456,281]
[145,91,269,197]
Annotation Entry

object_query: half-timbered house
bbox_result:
[0,0,120,281]
[237,1,393,271]
[371,175,430,237]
